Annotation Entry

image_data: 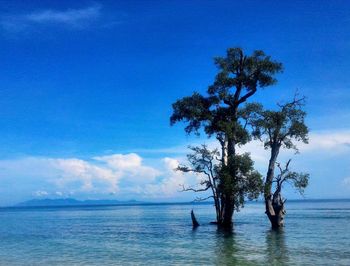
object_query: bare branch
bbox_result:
[180,184,211,193]
[276,162,283,175]
[285,159,291,170]
[277,92,306,110]
[193,195,214,202]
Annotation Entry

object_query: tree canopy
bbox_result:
[170,48,283,141]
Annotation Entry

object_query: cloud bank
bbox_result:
[0,153,199,205]
[0,130,348,205]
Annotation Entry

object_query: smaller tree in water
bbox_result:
[250,96,309,228]
[177,145,262,225]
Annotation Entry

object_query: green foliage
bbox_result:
[170,93,214,135]
[220,153,263,209]
[209,48,283,103]
[283,171,309,195]
[170,48,283,141]
[251,98,309,152]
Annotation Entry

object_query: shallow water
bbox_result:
[0,200,349,265]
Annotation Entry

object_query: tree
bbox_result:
[170,47,283,228]
[251,97,309,228]
[178,145,262,225]
[177,145,221,223]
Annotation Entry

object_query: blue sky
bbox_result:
[0,0,349,205]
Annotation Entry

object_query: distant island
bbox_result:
[15,198,143,207]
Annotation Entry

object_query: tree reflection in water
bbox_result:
[213,228,259,265]
[265,228,289,265]
[191,225,289,265]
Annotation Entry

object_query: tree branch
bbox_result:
[193,195,214,202]
[237,88,257,104]
[180,184,211,193]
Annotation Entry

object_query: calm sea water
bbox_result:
[0,200,349,265]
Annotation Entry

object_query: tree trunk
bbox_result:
[217,113,238,229]
[220,195,234,228]
[266,197,285,229]
[218,137,236,229]
[265,144,284,229]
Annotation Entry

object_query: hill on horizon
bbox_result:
[15,198,142,207]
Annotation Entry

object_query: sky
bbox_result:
[0,0,349,206]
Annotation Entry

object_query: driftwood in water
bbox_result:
[191,210,200,227]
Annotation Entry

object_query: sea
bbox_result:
[0,199,349,265]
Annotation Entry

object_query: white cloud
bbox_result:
[33,190,48,197]
[343,177,350,188]
[1,4,102,32]
[300,131,350,153]
[143,158,184,197]
[95,153,142,169]
[50,158,119,193]
[94,153,161,183]
[44,154,163,194]
[26,5,101,25]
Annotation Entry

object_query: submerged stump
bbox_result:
[191,210,200,228]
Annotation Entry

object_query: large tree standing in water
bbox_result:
[251,97,309,228]
[170,48,282,228]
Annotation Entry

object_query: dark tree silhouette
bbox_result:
[171,47,282,228]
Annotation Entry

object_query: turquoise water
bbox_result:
[0,200,349,265]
